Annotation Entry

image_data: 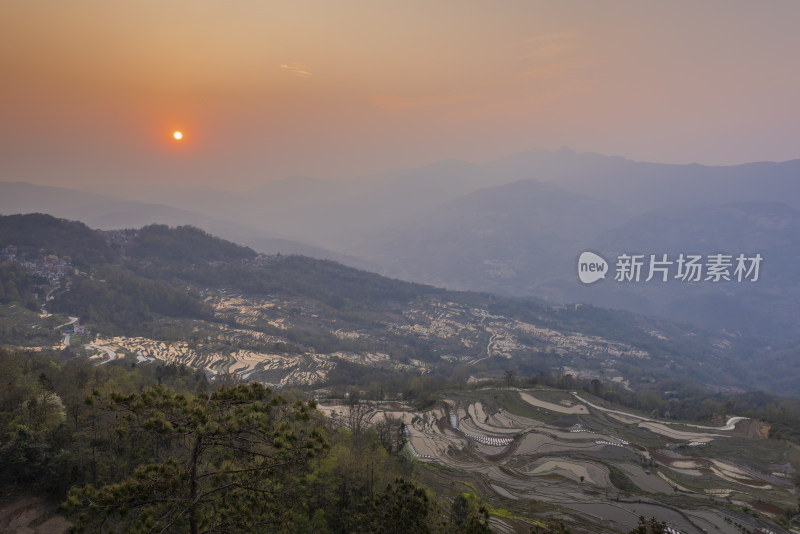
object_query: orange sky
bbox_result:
[2,1,799,189]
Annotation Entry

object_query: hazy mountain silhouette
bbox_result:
[349,179,629,293]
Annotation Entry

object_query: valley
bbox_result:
[2,215,800,533]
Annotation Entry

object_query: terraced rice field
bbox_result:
[321,388,798,533]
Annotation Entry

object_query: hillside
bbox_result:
[0,213,790,397]
[319,386,800,533]
[4,343,799,533]
[3,214,800,533]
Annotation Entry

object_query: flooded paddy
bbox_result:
[318,388,793,533]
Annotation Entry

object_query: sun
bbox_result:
[173,131,183,141]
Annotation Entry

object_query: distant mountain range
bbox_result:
[356,184,800,341]
[3,148,800,344]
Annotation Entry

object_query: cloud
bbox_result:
[370,93,476,113]
[279,63,312,77]
[516,61,584,80]
[523,30,580,62]
[515,30,583,81]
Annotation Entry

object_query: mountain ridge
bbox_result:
[0,213,793,397]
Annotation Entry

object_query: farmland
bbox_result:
[320,388,799,533]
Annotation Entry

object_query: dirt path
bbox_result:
[85,344,117,364]
[52,316,78,330]
[469,332,497,366]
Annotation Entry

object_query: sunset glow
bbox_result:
[2,2,800,189]
[173,131,183,141]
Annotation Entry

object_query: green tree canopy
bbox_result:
[64,383,328,533]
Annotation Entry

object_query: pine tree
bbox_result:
[63,383,328,533]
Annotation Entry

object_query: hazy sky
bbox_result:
[2,1,799,190]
